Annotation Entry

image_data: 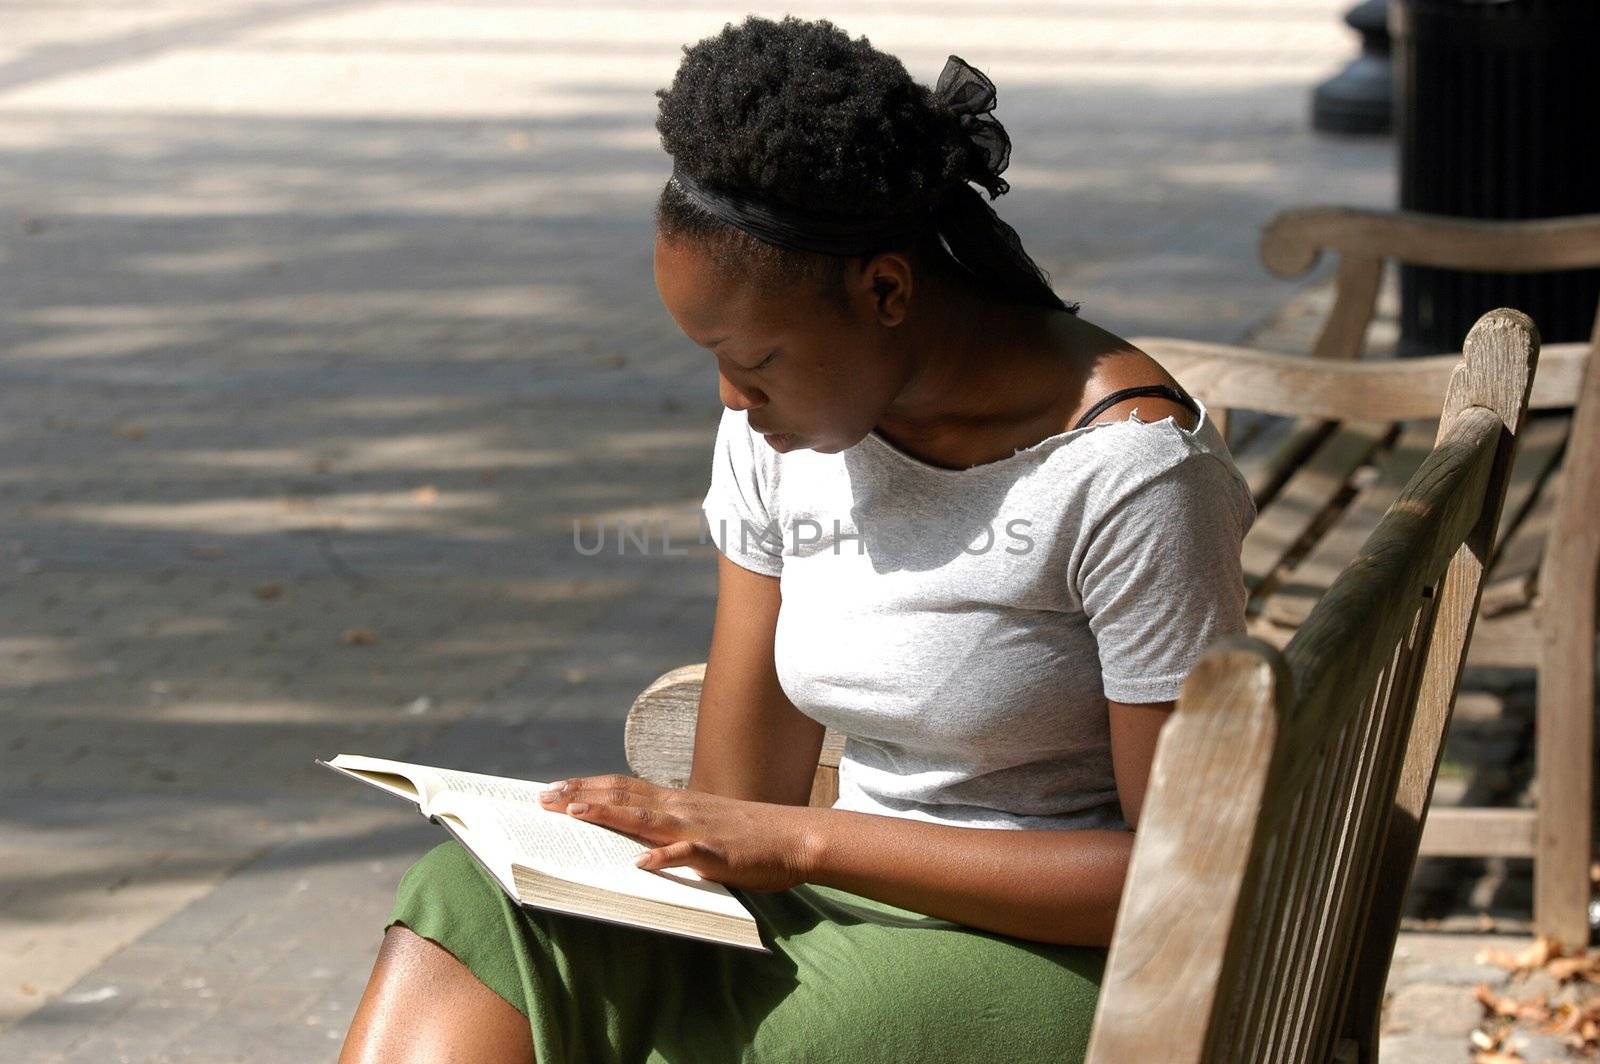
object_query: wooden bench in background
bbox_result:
[626,309,1539,1062]
[1132,208,1600,951]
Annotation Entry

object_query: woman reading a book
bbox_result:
[340,15,1254,1064]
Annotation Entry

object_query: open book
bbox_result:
[318,754,768,953]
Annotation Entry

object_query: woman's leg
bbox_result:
[339,924,535,1064]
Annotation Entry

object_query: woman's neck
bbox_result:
[874,278,1103,464]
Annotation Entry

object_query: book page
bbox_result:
[428,793,739,916]
[430,766,554,807]
[324,754,448,808]
[429,790,646,868]
[427,767,707,885]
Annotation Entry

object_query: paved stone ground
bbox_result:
[0,2,1578,1061]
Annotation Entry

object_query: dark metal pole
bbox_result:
[1312,0,1393,135]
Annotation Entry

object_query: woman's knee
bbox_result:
[341,924,535,1063]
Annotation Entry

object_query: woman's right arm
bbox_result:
[687,553,825,807]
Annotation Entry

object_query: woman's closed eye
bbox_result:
[750,349,780,371]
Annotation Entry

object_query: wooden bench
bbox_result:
[624,309,1538,1062]
[1130,207,1600,949]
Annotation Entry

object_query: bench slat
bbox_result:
[1479,414,1570,616]
[1233,415,1335,507]
[1241,421,1394,601]
[1262,422,1438,627]
[1263,414,1567,628]
[1418,807,1538,858]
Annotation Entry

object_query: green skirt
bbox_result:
[386,840,1106,1064]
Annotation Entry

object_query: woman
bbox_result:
[340,15,1255,1064]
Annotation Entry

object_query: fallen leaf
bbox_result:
[1546,955,1598,982]
[1544,1002,1584,1035]
[1480,948,1522,970]
[412,484,438,505]
[1476,934,1567,976]
[253,583,282,600]
[340,628,376,646]
[1516,935,1563,970]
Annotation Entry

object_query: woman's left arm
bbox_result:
[539,696,1173,950]
[804,696,1172,949]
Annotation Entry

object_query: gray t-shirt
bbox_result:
[699,399,1256,833]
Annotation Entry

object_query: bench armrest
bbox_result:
[1257,206,1600,361]
[623,662,847,808]
[1261,206,1600,277]
[1129,336,1590,419]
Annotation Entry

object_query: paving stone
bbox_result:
[1378,1032,1474,1063]
[1382,984,1490,1038]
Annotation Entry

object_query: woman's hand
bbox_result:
[537,773,824,893]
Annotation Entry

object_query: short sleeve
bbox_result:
[700,408,785,577]
[1075,452,1256,704]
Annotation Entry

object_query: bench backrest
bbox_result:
[1083,308,1540,1064]
[1137,207,1599,641]
[1250,207,1600,622]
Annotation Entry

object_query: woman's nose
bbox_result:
[718,371,766,412]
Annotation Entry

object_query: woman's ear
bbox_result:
[862,251,913,326]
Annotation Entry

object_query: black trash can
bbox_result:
[1393,0,1600,355]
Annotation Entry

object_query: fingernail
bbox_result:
[568,802,589,814]
[539,790,559,801]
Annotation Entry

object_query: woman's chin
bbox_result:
[760,431,846,453]
[761,432,801,451]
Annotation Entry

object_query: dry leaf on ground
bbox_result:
[1477,934,1564,976]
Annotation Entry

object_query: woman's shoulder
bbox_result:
[1052,344,1227,461]
[1034,379,1254,535]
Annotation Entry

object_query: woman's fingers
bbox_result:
[548,795,685,850]
[637,839,699,869]
[535,778,703,853]
[539,773,658,809]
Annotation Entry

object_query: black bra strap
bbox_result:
[1072,384,1200,431]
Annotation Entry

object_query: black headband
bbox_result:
[665,55,1012,258]
[668,162,942,256]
